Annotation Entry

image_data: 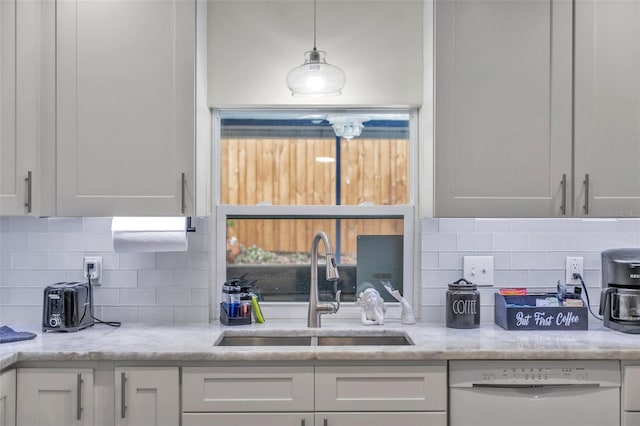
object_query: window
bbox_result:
[219,110,410,206]
[214,109,417,313]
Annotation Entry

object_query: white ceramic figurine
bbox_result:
[381,280,416,325]
[357,287,386,325]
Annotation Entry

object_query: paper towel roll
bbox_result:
[111,217,188,252]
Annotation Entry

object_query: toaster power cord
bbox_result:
[572,273,603,321]
[85,265,122,328]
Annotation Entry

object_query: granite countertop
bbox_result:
[2,319,640,370]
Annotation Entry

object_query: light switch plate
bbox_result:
[463,256,494,286]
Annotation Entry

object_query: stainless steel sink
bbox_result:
[215,332,413,347]
[316,335,413,346]
[215,335,312,346]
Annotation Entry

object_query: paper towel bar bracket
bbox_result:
[186,217,196,233]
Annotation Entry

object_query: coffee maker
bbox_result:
[600,248,640,333]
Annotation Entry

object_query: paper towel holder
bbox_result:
[186,217,196,233]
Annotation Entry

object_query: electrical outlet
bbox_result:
[463,256,494,286]
[83,256,102,285]
[565,256,583,285]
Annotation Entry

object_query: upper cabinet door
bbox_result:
[435,0,573,217]
[574,0,640,218]
[0,0,52,216]
[0,0,19,215]
[56,0,195,216]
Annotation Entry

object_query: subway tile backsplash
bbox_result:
[1,216,640,325]
[0,216,209,324]
[419,218,640,324]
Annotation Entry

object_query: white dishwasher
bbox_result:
[450,360,620,426]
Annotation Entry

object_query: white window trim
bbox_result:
[211,109,420,322]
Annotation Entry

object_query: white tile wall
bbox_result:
[2,215,640,326]
[420,218,640,324]
[0,216,209,324]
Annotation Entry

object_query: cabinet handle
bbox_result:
[121,372,127,419]
[181,172,186,214]
[25,171,32,213]
[300,419,305,426]
[583,173,590,215]
[77,374,83,421]
[560,173,567,216]
[323,419,328,426]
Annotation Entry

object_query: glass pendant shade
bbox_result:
[286,49,346,97]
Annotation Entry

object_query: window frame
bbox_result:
[212,108,419,321]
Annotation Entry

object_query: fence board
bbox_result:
[222,137,407,254]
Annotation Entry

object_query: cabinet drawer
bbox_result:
[624,412,640,426]
[183,413,313,426]
[625,366,640,411]
[182,366,314,412]
[315,365,447,412]
[316,412,446,426]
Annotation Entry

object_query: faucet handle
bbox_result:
[333,290,342,313]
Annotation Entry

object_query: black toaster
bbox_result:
[42,282,94,332]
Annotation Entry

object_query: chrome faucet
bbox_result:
[308,231,341,328]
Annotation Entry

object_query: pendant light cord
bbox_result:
[313,0,317,51]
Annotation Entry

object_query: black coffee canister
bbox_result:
[446,278,480,328]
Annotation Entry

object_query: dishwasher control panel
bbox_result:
[450,360,620,387]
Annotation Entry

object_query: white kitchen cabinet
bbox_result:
[182,366,314,426]
[574,0,640,218]
[623,364,640,426]
[315,412,445,426]
[55,0,197,216]
[182,364,447,425]
[115,367,178,426]
[0,370,16,426]
[435,0,640,219]
[435,0,573,217]
[314,365,447,412]
[0,0,55,216]
[315,365,447,426]
[17,368,94,426]
[182,366,314,412]
[182,413,314,426]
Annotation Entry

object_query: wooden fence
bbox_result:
[222,137,408,254]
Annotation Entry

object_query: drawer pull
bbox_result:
[560,173,567,215]
[583,173,590,215]
[76,374,83,420]
[181,172,186,214]
[25,171,32,213]
[121,372,127,418]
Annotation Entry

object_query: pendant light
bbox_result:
[286,0,346,97]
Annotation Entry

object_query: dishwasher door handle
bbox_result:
[469,383,603,397]
[472,383,600,389]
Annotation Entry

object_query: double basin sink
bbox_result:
[215,331,414,347]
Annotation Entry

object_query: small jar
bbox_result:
[446,278,480,329]
[239,286,252,319]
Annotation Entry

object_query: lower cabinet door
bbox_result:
[115,367,179,426]
[0,370,16,426]
[182,412,314,426]
[17,368,94,426]
[315,412,446,426]
[624,365,640,411]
